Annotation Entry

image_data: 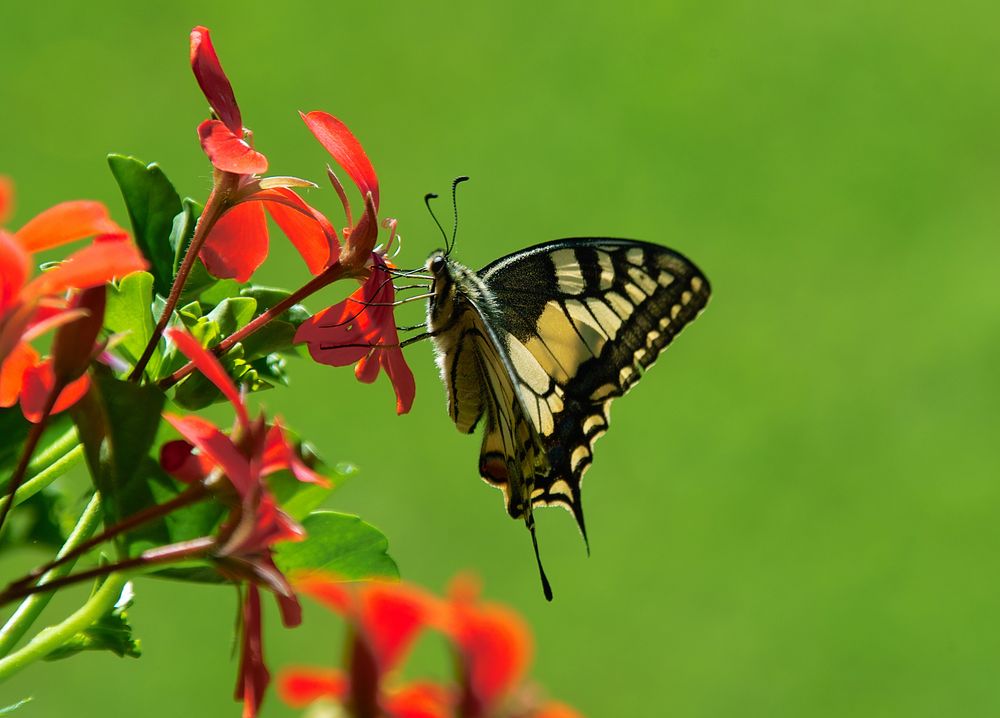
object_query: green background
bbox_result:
[2,0,999,715]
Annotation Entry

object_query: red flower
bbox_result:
[443,575,532,717]
[189,27,338,282]
[159,327,329,718]
[280,574,445,718]
[0,179,147,421]
[293,113,416,414]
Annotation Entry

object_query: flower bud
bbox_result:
[51,286,106,383]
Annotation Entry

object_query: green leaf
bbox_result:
[107,155,181,297]
[273,511,398,580]
[105,271,158,377]
[45,580,141,661]
[168,197,202,275]
[206,297,257,336]
[71,371,167,556]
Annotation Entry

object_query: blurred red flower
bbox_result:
[0,179,147,421]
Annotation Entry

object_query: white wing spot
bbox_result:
[583,414,604,435]
[569,447,589,473]
[605,291,634,319]
[658,272,674,287]
[623,282,646,304]
[681,290,693,305]
[619,365,635,385]
[647,330,661,348]
[691,276,703,292]
[597,251,614,289]
[586,298,622,338]
[591,383,617,400]
[670,304,682,319]
[627,266,658,295]
[659,316,671,330]
[626,248,645,266]
[635,348,647,363]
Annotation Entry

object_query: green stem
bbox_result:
[0,571,127,682]
[25,426,78,475]
[0,493,102,657]
[128,171,239,383]
[12,445,84,509]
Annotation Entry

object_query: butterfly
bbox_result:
[417,217,711,600]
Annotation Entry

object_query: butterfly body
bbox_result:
[425,238,710,598]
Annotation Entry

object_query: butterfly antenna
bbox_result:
[449,176,470,256]
[527,515,554,602]
[424,193,449,251]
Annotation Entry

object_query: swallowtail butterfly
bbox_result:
[420,230,710,600]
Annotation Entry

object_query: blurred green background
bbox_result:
[2,0,999,715]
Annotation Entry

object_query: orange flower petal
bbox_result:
[0,176,14,225]
[165,327,250,429]
[531,702,586,718]
[163,412,252,494]
[19,358,90,423]
[189,26,242,134]
[0,230,29,313]
[301,112,379,210]
[259,188,338,274]
[0,341,38,407]
[276,668,347,707]
[199,200,268,282]
[384,682,452,718]
[15,200,123,253]
[24,237,148,298]
[197,119,268,176]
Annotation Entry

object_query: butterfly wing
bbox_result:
[473,238,711,541]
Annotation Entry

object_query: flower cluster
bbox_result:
[279,574,584,718]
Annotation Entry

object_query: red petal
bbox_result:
[165,327,250,429]
[384,682,452,718]
[294,573,353,614]
[0,230,29,313]
[15,201,123,253]
[0,341,38,407]
[190,26,242,135]
[259,188,338,274]
[531,702,586,718]
[235,586,270,718]
[200,201,269,282]
[198,120,268,176]
[277,668,347,707]
[300,112,379,210]
[24,237,147,298]
[359,582,436,673]
[382,348,416,415]
[353,351,380,383]
[159,439,213,484]
[452,605,532,708]
[294,297,378,367]
[20,359,90,423]
[0,176,13,224]
[261,420,330,486]
[163,413,252,494]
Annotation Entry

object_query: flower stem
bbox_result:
[5,484,209,593]
[12,444,84,509]
[128,172,239,383]
[0,492,102,657]
[158,260,346,390]
[0,383,62,535]
[0,571,127,683]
